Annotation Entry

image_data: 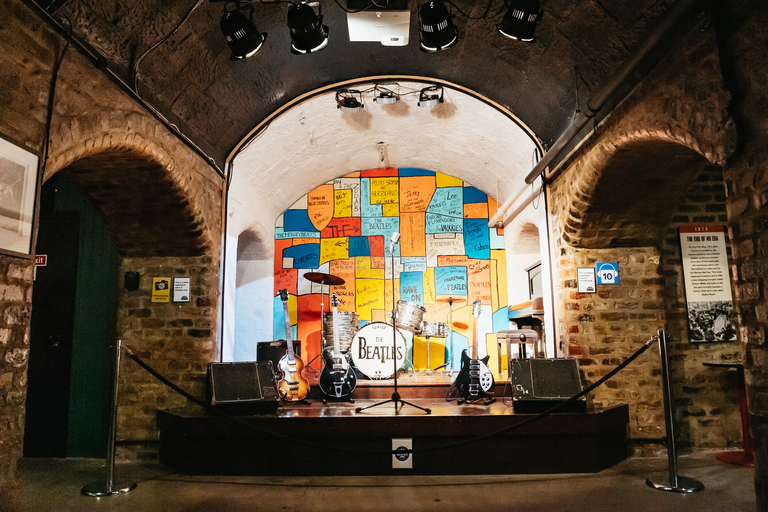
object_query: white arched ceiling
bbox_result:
[227,78,542,249]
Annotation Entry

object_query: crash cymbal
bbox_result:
[434,296,466,303]
[303,272,345,286]
[452,321,469,330]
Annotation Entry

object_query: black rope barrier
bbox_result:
[124,334,657,457]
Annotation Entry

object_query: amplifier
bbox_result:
[205,361,280,415]
[512,358,586,413]
[257,340,301,370]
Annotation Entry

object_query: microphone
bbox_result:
[389,232,401,254]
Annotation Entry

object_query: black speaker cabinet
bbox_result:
[205,361,279,415]
[256,340,301,370]
[512,358,586,413]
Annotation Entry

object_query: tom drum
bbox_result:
[394,300,426,333]
[323,311,359,352]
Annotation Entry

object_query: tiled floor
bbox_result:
[20,451,755,511]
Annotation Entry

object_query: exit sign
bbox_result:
[34,254,47,266]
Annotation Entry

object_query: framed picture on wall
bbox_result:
[0,134,40,258]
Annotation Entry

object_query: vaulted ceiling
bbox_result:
[38,0,684,170]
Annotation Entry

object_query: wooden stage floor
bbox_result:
[157,378,630,477]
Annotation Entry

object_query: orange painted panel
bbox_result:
[307,184,334,231]
[400,176,436,212]
[400,212,426,257]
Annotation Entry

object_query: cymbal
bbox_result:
[303,272,345,286]
[434,296,466,303]
[452,321,469,330]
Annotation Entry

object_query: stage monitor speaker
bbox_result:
[512,358,586,413]
[206,361,279,415]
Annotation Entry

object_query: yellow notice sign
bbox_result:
[152,277,171,303]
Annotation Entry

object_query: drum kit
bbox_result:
[303,271,462,379]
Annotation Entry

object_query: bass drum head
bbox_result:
[350,322,407,379]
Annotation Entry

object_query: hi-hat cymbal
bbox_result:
[303,272,345,286]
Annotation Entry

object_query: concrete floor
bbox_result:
[20,451,754,511]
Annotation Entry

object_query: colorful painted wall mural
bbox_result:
[273,168,509,377]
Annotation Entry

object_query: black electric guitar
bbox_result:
[277,289,310,401]
[319,293,357,399]
[451,299,494,402]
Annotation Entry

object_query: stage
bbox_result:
[157,376,630,477]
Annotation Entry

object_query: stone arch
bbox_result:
[43,113,223,255]
[553,27,737,250]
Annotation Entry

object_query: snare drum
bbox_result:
[419,321,448,338]
[350,322,407,379]
[394,300,426,333]
[323,311,359,352]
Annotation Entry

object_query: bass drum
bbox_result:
[350,322,407,379]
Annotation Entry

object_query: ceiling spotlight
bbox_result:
[417,86,444,107]
[288,2,329,54]
[373,85,399,104]
[497,0,541,42]
[336,89,364,113]
[221,6,266,60]
[418,1,458,52]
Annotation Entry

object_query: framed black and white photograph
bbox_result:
[0,134,40,258]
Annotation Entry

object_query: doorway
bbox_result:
[24,172,120,458]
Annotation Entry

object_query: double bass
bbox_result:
[277,289,310,401]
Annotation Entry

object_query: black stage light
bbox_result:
[418,1,458,52]
[497,0,540,42]
[288,2,329,54]
[221,6,266,60]
[336,89,364,113]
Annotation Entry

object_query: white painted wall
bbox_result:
[222,79,549,359]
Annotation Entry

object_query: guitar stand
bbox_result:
[458,395,495,406]
[322,394,355,405]
[356,390,431,414]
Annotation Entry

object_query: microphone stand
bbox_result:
[356,235,431,415]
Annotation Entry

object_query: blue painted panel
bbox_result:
[493,307,509,333]
[464,219,491,259]
[435,266,467,295]
[348,236,371,257]
[283,209,317,232]
[427,187,463,218]
[463,186,487,204]
[425,213,463,234]
[361,216,400,256]
[283,243,320,269]
[400,271,424,305]
[399,168,436,176]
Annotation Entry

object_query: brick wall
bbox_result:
[714,2,768,507]
[0,258,34,512]
[555,245,666,445]
[116,256,219,460]
[0,2,224,508]
[660,165,743,449]
[546,24,741,456]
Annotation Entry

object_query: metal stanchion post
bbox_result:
[646,329,704,493]
[82,339,137,497]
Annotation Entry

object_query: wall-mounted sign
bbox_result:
[173,277,191,303]
[679,225,736,342]
[596,262,619,285]
[577,267,596,293]
[152,277,171,303]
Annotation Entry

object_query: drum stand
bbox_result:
[356,237,431,415]
[418,335,434,375]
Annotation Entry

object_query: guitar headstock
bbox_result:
[330,293,339,307]
[279,289,288,302]
[473,299,482,318]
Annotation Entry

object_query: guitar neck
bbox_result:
[282,300,295,360]
[472,318,479,360]
[332,305,342,356]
